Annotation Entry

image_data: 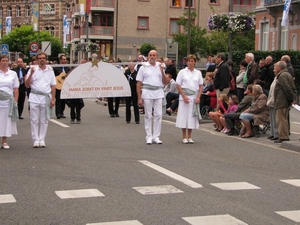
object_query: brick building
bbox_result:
[254,0,300,51]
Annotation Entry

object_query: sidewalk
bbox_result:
[96,99,300,153]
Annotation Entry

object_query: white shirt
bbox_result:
[176,67,203,101]
[26,65,56,104]
[0,69,19,108]
[136,62,164,99]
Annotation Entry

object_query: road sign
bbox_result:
[1,44,9,55]
[30,51,38,56]
[42,41,51,55]
[29,42,40,52]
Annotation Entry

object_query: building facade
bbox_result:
[254,0,300,51]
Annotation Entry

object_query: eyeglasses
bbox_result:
[38,57,46,60]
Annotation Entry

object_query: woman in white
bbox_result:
[0,54,19,149]
[176,54,203,144]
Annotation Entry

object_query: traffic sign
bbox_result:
[29,42,40,52]
[1,44,9,55]
[30,51,38,56]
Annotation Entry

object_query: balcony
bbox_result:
[233,4,256,13]
[81,26,114,37]
[91,0,115,11]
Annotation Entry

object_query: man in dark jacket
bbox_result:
[259,56,274,92]
[273,61,297,143]
[213,53,230,99]
[165,59,177,81]
[12,58,28,119]
[243,52,259,87]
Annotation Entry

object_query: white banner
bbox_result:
[281,0,291,27]
[61,62,131,99]
[5,17,12,34]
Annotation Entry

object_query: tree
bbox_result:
[0,25,65,61]
[140,43,156,56]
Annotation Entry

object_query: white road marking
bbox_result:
[49,119,70,128]
[139,160,203,188]
[87,220,143,225]
[280,179,300,187]
[182,214,248,225]
[275,210,300,222]
[55,189,105,199]
[0,194,16,204]
[210,182,261,190]
[133,185,183,195]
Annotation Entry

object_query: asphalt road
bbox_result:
[0,99,300,225]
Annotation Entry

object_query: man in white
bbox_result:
[137,50,167,145]
[25,52,56,148]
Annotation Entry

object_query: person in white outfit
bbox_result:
[176,54,203,144]
[0,54,19,149]
[25,52,56,148]
[136,50,167,145]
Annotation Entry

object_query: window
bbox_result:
[45,26,55,36]
[16,6,21,17]
[209,0,218,4]
[261,22,269,50]
[0,7,2,17]
[7,6,12,16]
[100,14,113,26]
[233,0,256,4]
[25,5,30,17]
[171,0,181,7]
[137,17,149,29]
[170,19,180,35]
[185,0,195,7]
[280,24,288,50]
[66,4,71,11]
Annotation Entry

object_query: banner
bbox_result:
[32,2,39,31]
[79,0,86,15]
[281,0,291,27]
[0,18,2,39]
[5,17,12,34]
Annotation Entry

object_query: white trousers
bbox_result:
[30,102,49,144]
[143,98,162,140]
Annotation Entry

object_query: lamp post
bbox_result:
[228,0,233,60]
[187,0,191,56]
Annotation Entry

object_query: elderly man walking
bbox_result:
[273,61,297,143]
[137,50,167,145]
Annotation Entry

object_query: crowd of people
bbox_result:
[0,50,298,149]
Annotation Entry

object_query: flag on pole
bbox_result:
[5,17,12,34]
[281,0,291,26]
[79,0,86,15]
[32,2,39,31]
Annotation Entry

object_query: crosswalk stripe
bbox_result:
[133,185,183,195]
[86,220,143,225]
[182,214,248,225]
[275,210,300,222]
[139,160,203,188]
[0,194,16,204]
[210,182,261,190]
[280,179,300,187]
[55,189,105,199]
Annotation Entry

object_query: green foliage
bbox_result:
[0,25,65,61]
[140,43,156,56]
[232,30,255,51]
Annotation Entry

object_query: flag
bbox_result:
[281,0,291,26]
[79,0,86,15]
[63,15,69,35]
[5,17,12,34]
[32,2,39,31]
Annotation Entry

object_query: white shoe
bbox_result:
[152,138,162,144]
[146,138,152,145]
[187,138,194,144]
[33,142,39,148]
[39,142,46,148]
[1,143,10,149]
[182,139,188,144]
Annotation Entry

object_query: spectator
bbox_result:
[220,95,239,133]
[243,52,259,88]
[236,60,248,102]
[239,84,269,138]
[213,53,231,99]
[209,94,229,132]
[273,61,297,143]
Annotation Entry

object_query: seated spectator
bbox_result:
[166,98,179,116]
[236,60,248,102]
[224,84,254,135]
[164,73,178,109]
[254,79,269,96]
[239,84,269,138]
[219,95,239,133]
[209,94,229,131]
[200,72,217,112]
